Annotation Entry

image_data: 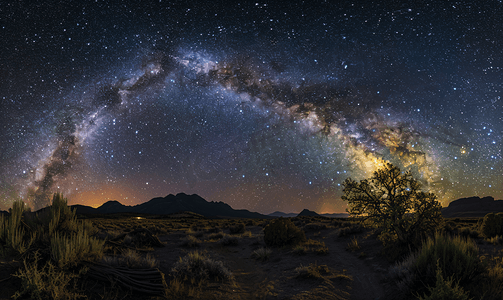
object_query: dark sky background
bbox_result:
[1,0,501,213]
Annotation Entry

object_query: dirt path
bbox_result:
[329,236,385,300]
[214,247,273,300]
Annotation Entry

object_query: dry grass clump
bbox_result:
[292,239,329,255]
[205,232,224,241]
[181,235,201,247]
[220,234,239,246]
[346,237,361,252]
[487,235,503,245]
[171,250,233,283]
[12,252,85,300]
[251,247,272,261]
[229,223,246,234]
[295,263,330,280]
[102,249,158,269]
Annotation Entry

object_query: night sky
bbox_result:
[1,1,501,213]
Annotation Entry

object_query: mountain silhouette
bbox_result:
[72,193,269,219]
[441,196,503,218]
[297,209,320,217]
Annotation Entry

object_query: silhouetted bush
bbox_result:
[413,233,484,295]
[480,213,503,238]
[263,218,306,247]
[417,262,470,300]
[220,234,239,246]
[171,251,233,283]
[229,223,245,234]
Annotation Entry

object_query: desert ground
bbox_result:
[2,213,503,300]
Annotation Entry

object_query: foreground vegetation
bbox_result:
[1,192,503,299]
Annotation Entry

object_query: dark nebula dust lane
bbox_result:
[0,1,502,213]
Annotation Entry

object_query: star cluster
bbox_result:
[0,1,501,213]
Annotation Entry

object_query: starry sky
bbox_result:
[1,0,501,214]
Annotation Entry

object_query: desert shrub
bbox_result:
[46,193,98,237]
[206,232,224,241]
[50,230,104,268]
[181,235,200,247]
[346,236,361,252]
[13,253,85,300]
[295,239,329,255]
[294,263,330,280]
[241,230,253,238]
[488,235,503,245]
[171,251,233,283]
[220,234,239,246]
[477,257,503,300]
[480,213,503,238]
[229,223,245,234]
[388,251,418,293]
[417,262,471,300]
[0,200,36,256]
[251,247,272,261]
[292,245,307,255]
[206,226,221,233]
[102,249,157,269]
[413,233,485,294]
[263,218,306,247]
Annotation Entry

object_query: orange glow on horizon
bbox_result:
[70,184,145,208]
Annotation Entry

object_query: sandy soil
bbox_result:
[153,223,390,300]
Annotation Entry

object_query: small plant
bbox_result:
[488,235,503,245]
[294,263,330,280]
[181,235,200,247]
[388,251,418,294]
[292,245,307,255]
[417,261,471,300]
[206,232,224,241]
[241,230,253,238]
[263,218,306,247]
[50,230,104,268]
[346,236,361,252]
[229,223,245,234]
[251,247,272,261]
[102,249,158,269]
[220,234,239,246]
[171,251,233,283]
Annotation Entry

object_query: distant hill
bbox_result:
[297,209,320,217]
[71,193,270,219]
[442,196,503,218]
